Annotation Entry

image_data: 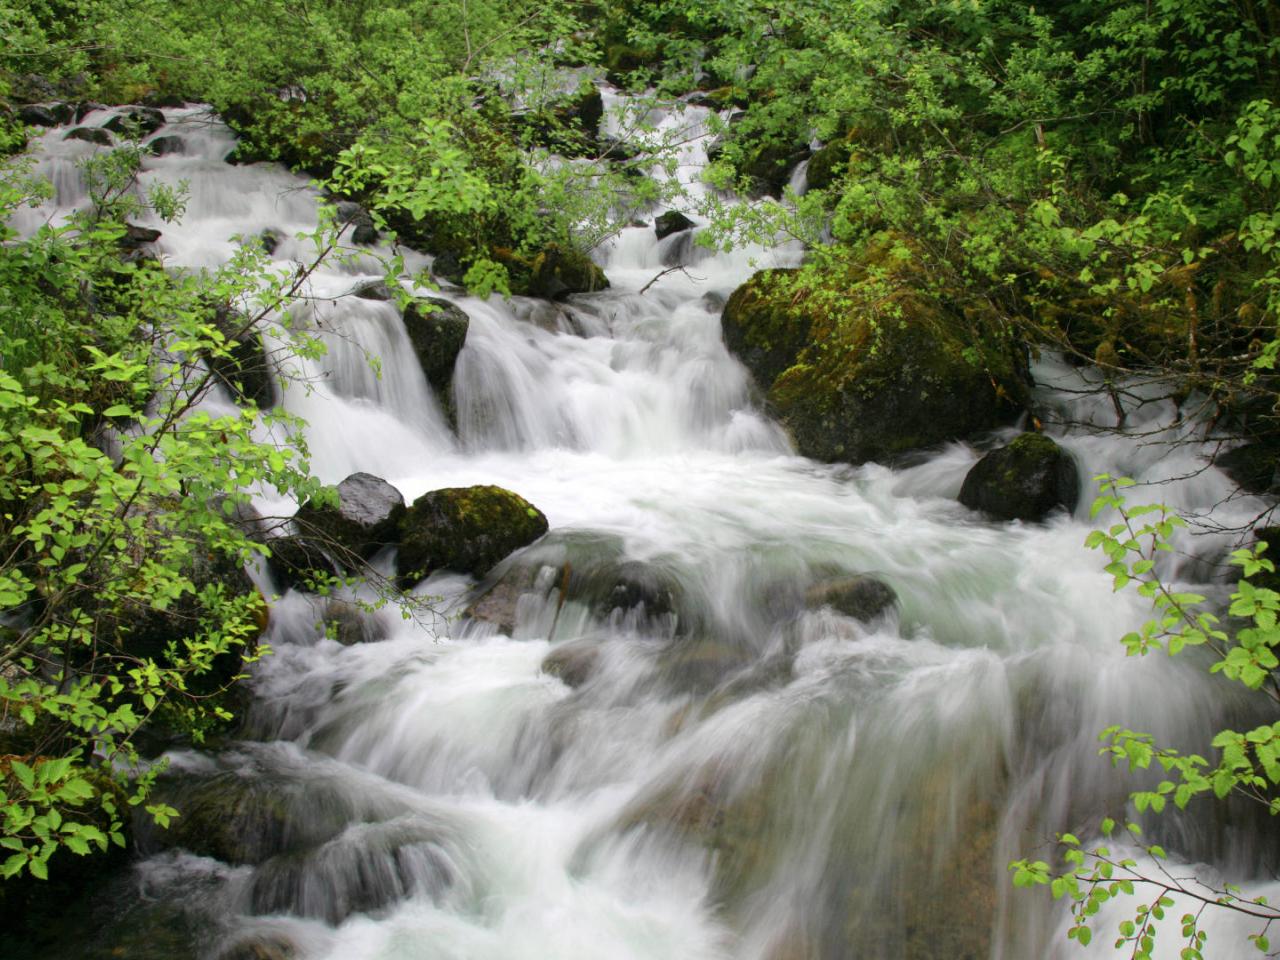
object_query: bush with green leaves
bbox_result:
[1010,475,1280,956]
[0,145,345,881]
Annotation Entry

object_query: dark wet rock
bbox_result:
[245,822,455,924]
[403,298,470,394]
[526,243,609,300]
[140,92,187,109]
[120,223,162,249]
[103,106,166,137]
[64,126,113,147]
[18,103,69,127]
[723,251,1025,465]
[616,764,777,905]
[542,639,602,687]
[258,228,283,255]
[1216,441,1280,495]
[396,485,549,584]
[599,135,642,163]
[146,134,185,156]
[465,530,684,633]
[353,278,395,301]
[321,598,387,645]
[430,250,465,285]
[805,140,852,191]
[74,101,107,123]
[959,433,1080,522]
[266,534,341,592]
[294,472,405,558]
[654,210,695,240]
[139,765,407,867]
[604,43,661,86]
[804,575,898,622]
[336,201,377,245]
[207,304,274,409]
[1252,527,1280,593]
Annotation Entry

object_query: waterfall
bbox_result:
[15,96,1280,960]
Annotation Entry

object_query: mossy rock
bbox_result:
[959,433,1080,522]
[721,268,813,388]
[395,485,549,583]
[525,243,610,300]
[723,243,1025,465]
[403,298,469,394]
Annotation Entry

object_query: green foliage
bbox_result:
[1010,475,1280,953]
[0,145,346,881]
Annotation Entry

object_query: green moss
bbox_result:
[396,484,549,583]
[722,236,1025,464]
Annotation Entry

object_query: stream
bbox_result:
[15,92,1280,960]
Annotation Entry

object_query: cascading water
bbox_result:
[16,94,1280,960]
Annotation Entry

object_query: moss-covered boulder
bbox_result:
[723,246,1025,465]
[525,243,610,300]
[403,298,469,394]
[395,485,549,583]
[721,269,814,388]
[293,472,405,558]
[959,433,1079,522]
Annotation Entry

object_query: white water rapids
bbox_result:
[14,97,1280,960]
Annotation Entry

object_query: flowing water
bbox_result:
[14,96,1280,960]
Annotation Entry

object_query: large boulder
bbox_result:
[959,433,1079,522]
[722,246,1025,465]
[266,534,340,592]
[293,472,406,558]
[526,243,609,300]
[395,485,548,583]
[721,268,814,388]
[403,299,469,393]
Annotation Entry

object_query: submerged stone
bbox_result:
[804,574,897,622]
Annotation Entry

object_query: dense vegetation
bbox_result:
[3,0,1280,953]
